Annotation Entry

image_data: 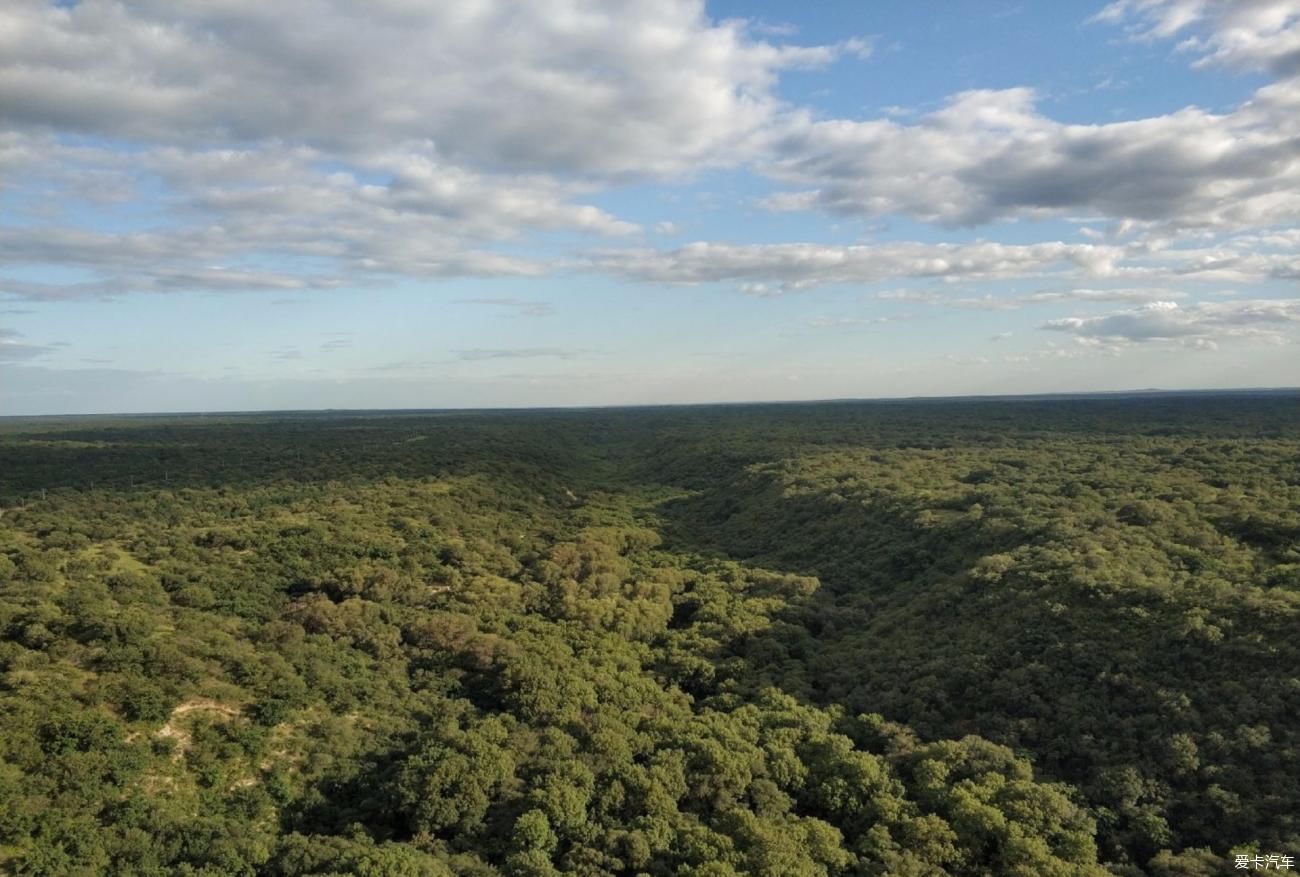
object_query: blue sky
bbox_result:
[2,0,1299,414]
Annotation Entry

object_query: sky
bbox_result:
[2,0,1300,415]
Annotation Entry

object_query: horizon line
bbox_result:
[3,385,1298,421]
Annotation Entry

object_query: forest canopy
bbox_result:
[1,393,1297,875]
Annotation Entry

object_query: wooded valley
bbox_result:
[1,394,1297,875]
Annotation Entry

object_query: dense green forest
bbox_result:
[1,394,1297,876]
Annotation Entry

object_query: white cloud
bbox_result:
[0,149,565,299]
[755,2,1300,233]
[1022,287,1189,303]
[0,1,876,297]
[362,151,638,237]
[1128,235,1300,283]
[0,0,858,177]
[590,240,1126,292]
[0,220,544,300]
[868,283,1222,314]
[1,0,1296,319]
[763,81,1300,229]
[873,285,1192,313]
[1095,0,1300,75]
[1042,298,1300,346]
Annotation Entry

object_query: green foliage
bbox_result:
[1,394,1296,874]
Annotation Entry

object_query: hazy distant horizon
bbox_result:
[5,384,1298,422]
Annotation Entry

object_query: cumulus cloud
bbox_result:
[756,2,1300,231]
[590,240,1126,292]
[0,192,549,301]
[0,0,856,177]
[0,1,879,298]
[763,81,1300,229]
[2,0,1296,315]
[1043,298,1300,347]
[0,137,627,299]
[1129,236,1300,284]
[1095,0,1300,76]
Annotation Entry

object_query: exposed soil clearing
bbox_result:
[156,698,243,760]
